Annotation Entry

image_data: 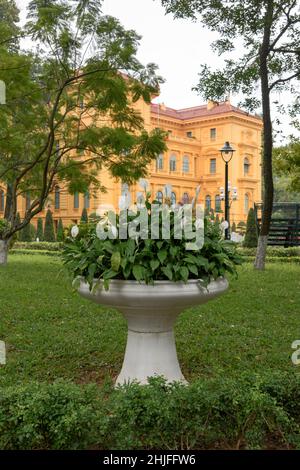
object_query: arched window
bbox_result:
[84,191,90,209]
[171,192,176,205]
[0,189,4,212]
[74,192,79,209]
[25,193,31,211]
[244,157,250,176]
[169,155,176,172]
[182,192,190,204]
[156,154,164,171]
[54,186,60,210]
[156,191,163,203]
[205,195,211,211]
[244,193,249,214]
[182,156,189,173]
[215,195,221,212]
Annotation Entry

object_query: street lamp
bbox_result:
[220,141,236,240]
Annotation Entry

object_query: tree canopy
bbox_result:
[161,0,300,269]
[0,0,166,249]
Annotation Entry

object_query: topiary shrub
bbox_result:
[244,208,258,248]
[44,209,55,242]
[36,218,44,241]
[56,218,64,242]
[20,222,35,242]
[232,222,236,233]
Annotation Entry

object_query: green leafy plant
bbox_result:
[62,193,242,290]
[0,373,299,450]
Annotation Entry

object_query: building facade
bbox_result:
[0,98,262,231]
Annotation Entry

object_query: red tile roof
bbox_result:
[151,102,261,121]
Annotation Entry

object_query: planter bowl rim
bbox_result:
[77,277,225,286]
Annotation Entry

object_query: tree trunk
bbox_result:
[4,183,13,221]
[0,239,9,266]
[254,2,274,270]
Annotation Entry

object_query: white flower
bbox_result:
[138,178,149,191]
[221,220,229,231]
[71,225,79,238]
[96,220,107,240]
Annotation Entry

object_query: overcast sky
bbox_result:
[16,0,296,140]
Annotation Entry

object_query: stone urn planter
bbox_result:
[78,277,228,385]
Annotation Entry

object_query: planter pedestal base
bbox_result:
[78,278,228,386]
[116,328,186,385]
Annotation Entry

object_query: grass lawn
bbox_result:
[1,254,300,387]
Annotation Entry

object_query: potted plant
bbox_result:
[62,185,241,384]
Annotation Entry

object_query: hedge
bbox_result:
[238,246,300,258]
[9,249,60,257]
[13,242,62,251]
[0,373,300,450]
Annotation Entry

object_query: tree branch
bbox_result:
[269,70,300,90]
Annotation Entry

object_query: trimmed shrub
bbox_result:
[0,373,300,450]
[244,208,258,248]
[44,210,55,242]
[80,208,88,224]
[20,222,35,242]
[13,242,62,251]
[36,218,44,241]
[232,222,236,233]
[56,218,64,242]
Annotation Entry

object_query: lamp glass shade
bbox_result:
[220,141,236,163]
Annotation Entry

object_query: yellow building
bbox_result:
[0,97,262,231]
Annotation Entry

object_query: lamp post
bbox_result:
[220,142,236,240]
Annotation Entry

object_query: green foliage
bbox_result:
[62,195,242,290]
[0,373,300,450]
[13,241,62,251]
[244,208,258,248]
[0,218,10,238]
[274,141,300,196]
[44,210,55,242]
[20,222,35,242]
[231,222,236,233]
[0,381,107,450]
[238,246,300,258]
[56,218,64,242]
[80,208,88,224]
[161,1,300,112]
[36,218,44,241]
[0,0,167,244]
